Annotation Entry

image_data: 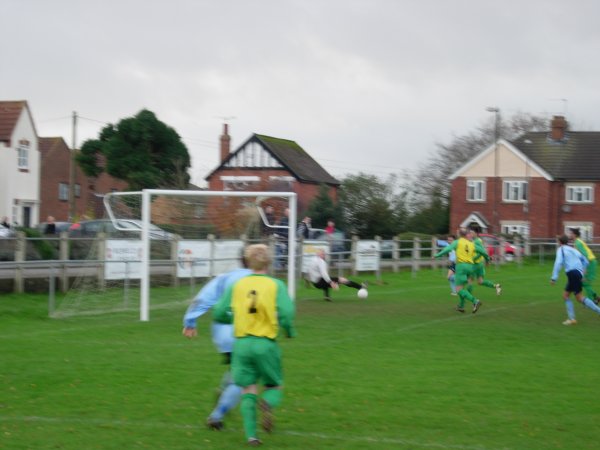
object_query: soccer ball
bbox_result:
[357,288,368,299]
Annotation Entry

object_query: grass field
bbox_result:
[2,261,599,449]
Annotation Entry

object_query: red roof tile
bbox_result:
[0,100,27,143]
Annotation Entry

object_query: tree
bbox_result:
[339,173,406,238]
[76,109,191,190]
[304,184,343,229]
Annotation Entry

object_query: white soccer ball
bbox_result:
[357,288,368,299]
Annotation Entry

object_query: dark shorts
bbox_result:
[447,262,456,272]
[565,270,583,294]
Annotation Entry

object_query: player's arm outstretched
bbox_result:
[434,239,458,258]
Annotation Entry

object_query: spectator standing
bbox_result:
[44,216,57,235]
[297,216,311,239]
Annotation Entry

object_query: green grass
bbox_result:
[2,262,600,449]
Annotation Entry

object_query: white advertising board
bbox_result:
[355,240,380,271]
[105,240,143,280]
[177,240,244,278]
[301,240,330,273]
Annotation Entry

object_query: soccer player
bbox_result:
[213,244,296,447]
[567,227,598,304]
[437,235,457,295]
[470,225,502,296]
[308,249,367,301]
[434,228,488,313]
[182,256,252,430]
[551,234,600,325]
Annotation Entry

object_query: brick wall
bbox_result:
[450,177,600,238]
[207,168,338,216]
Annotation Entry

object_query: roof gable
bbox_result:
[449,138,553,181]
[0,100,36,144]
[207,133,340,185]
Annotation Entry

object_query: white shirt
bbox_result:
[308,256,331,283]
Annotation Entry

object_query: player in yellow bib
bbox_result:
[213,244,296,447]
[470,225,502,296]
[568,228,598,304]
[435,228,488,313]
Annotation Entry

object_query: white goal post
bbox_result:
[103,189,298,321]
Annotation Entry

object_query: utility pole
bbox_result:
[486,107,500,233]
[69,111,77,221]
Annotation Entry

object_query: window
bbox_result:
[564,223,593,241]
[566,185,593,203]
[220,175,260,191]
[59,183,69,201]
[501,222,530,237]
[466,180,485,201]
[503,180,528,202]
[74,184,81,198]
[17,141,29,169]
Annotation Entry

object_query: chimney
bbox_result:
[220,123,231,162]
[550,115,567,141]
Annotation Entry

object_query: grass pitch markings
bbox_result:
[0,415,501,450]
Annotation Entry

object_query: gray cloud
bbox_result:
[3,0,600,184]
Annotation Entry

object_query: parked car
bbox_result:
[309,228,347,254]
[69,219,174,240]
[37,222,72,235]
[0,225,16,238]
[479,233,520,261]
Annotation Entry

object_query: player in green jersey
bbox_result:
[470,225,502,296]
[213,244,296,447]
[434,228,488,313]
[567,227,598,304]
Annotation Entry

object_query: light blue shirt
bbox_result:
[551,245,589,281]
[183,268,252,328]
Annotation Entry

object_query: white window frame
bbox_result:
[503,180,528,203]
[220,175,260,191]
[564,222,593,242]
[500,221,530,237]
[565,184,593,204]
[17,141,29,169]
[466,179,486,202]
[74,183,81,198]
[59,183,69,201]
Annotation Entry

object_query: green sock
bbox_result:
[261,388,283,408]
[467,284,473,293]
[241,393,258,439]
[459,288,477,305]
[481,280,495,289]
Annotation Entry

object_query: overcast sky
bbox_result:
[3,0,600,185]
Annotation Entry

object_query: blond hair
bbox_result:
[244,244,271,271]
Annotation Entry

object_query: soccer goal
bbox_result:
[51,189,297,320]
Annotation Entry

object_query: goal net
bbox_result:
[51,189,297,320]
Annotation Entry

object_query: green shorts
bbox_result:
[585,259,597,283]
[232,336,283,388]
[472,262,486,279]
[455,263,475,286]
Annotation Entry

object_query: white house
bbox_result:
[0,101,41,227]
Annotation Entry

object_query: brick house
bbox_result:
[39,137,128,222]
[449,115,600,240]
[205,125,340,215]
[0,101,41,227]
